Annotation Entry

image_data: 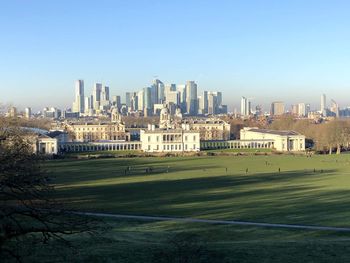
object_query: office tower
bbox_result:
[84,96,92,114]
[92,83,102,110]
[8,106,17,118]
[130,92,138,112]
[185,81,198,115]
[198,91,208,114]
[207,91,222,114]
[137,90,144,111]
[321,94,326,116]
[291,104,299,115]
[24,107,31,119]
[306,104,311,116]
[240,97,251,117]
[112,95,121,109]
[297,103,306,117]
[152,79,163,104]
[270,101,285,116]
[212,91,222,107]
[330,99,339,117]
[125,92,131,107]
[176,84,187,113]
[143,87,152,112]
[72,80,85,113]
[155,80,165,103]
[101,86,110,101]
[207,93,217,115]
[165,89,180,105]
[100,86,110,109]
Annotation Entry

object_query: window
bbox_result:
[148,145,151,151]
[156,136,159,142]
[185,144,188,150]
[193,136,196,141]
[185,136,188,141]
[193,144,196,149]
[148,136,151,142]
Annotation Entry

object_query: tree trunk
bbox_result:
[329,146,332,155]
[337,144,341,154]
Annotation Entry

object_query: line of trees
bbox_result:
[269,117,350,154]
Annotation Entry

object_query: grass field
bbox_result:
[32,154,350,262]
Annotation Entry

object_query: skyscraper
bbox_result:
[101,86,110,101]
[137,90,144,111]
[24,107,31,119]
[207,93,217,115]
[112,95,121,110]
[125,92,131,107]
[84,96,92,115]
[297,103,306,117]
[72,80,85,113]
[240,97,251,117]
[143,87,152,112]
[185,81,198,115]
[321,94,326,116]
[92,83,102,110]
[270,101,285,116]
[198,91,208,114]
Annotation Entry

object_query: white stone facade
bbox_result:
[240,127,305,152]
[140,126,200,152]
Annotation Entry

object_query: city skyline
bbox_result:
[2,1,350,109]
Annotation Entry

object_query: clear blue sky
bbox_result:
[1,0,350,111]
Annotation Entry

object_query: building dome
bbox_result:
[159,104,171,129]
[111,107,122,123]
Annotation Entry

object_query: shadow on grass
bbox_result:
[51,167,350,227]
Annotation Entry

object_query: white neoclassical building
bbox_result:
[140,105,200,152]
[140,126,200,153]
[240,127,305,151]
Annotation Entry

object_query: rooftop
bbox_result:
[247,128,301,136]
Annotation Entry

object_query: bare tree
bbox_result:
[0,119,97,261]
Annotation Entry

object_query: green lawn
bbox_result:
[32,154,350,262]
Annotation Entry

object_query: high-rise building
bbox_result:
[165,89,180,106]
[130,92,138,112]
[92,83,102,110]
[125,92,131,107]
[143,87,152,112]
[240,97,251,117]
[137,90,144,111]
[198,91,208,114]
[207,93,217,115]
[100,86,110,109]
[185,81,198,115]
[297,103,306,117]
[84,96,92,114]
[155,80,165,103]
[330,99,339,117]
[321,94,326,116]
[24,107,31,119]
[270,101,285,116]
[101,86,110,101]
[112,95,121,110]
[72,80,85,113]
